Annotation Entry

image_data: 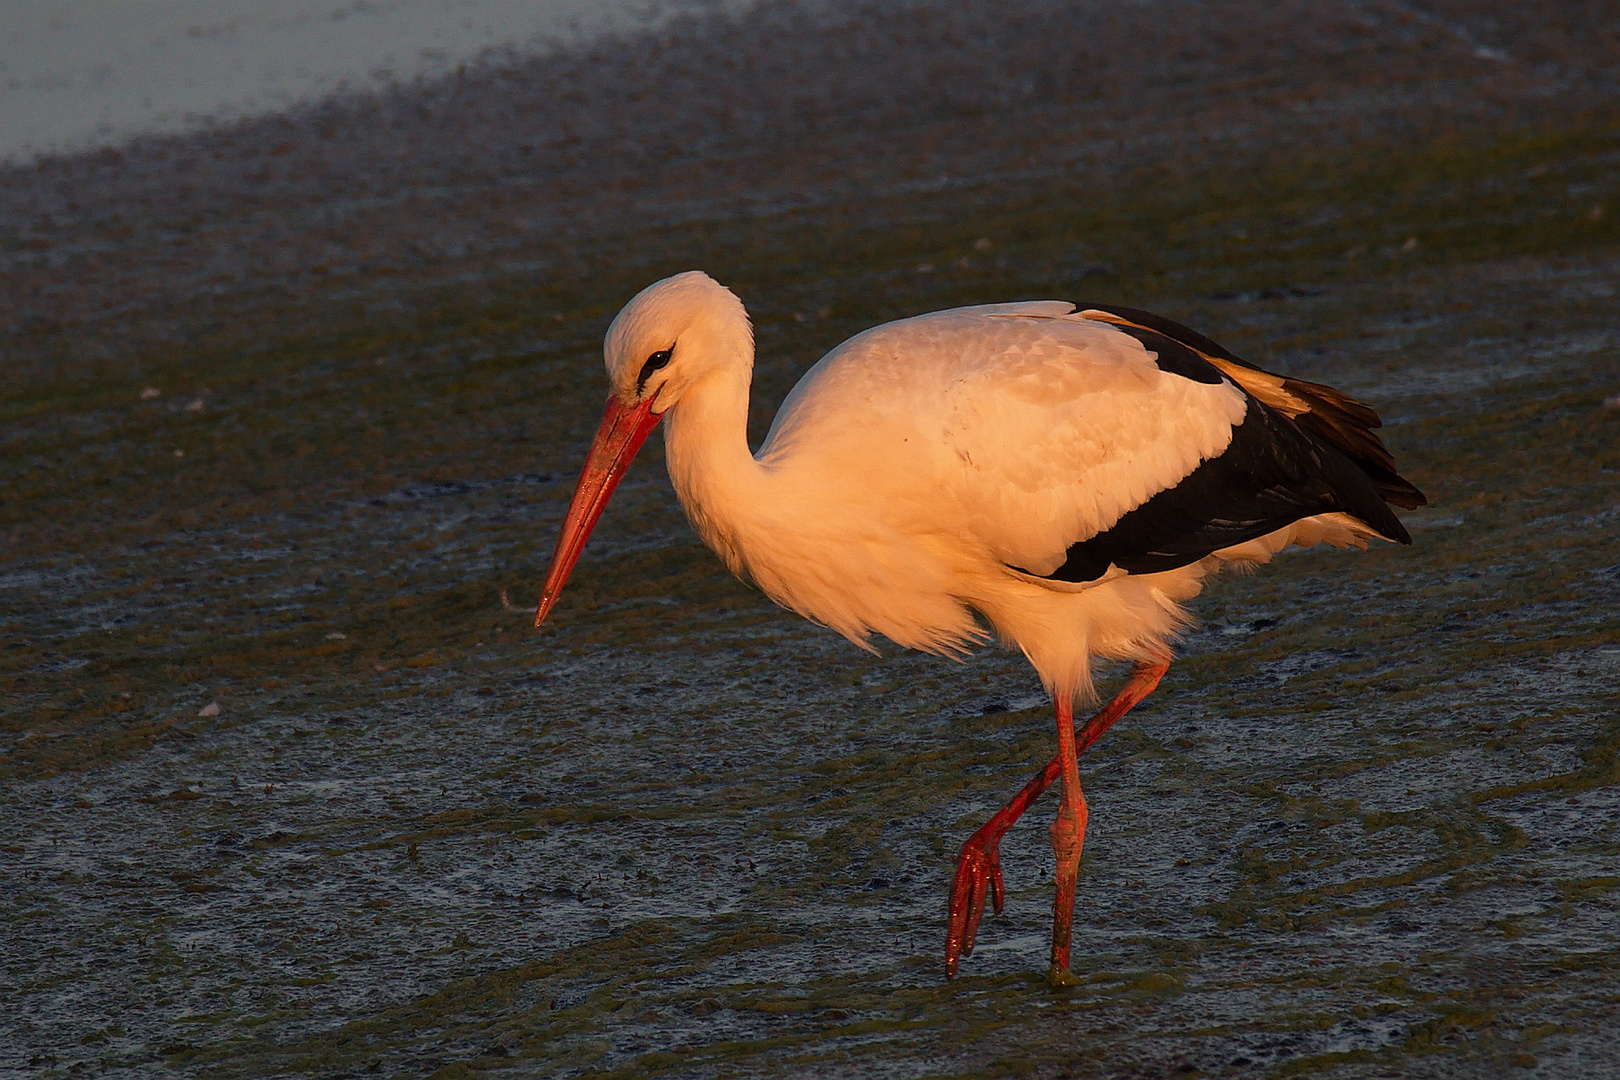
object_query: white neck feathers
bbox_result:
[659,332,765,582]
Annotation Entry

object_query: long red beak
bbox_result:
[536,395,663,626]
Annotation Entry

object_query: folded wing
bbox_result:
[759,301,1424,587]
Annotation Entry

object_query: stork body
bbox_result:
[537,271,1424,982]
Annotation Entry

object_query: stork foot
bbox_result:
[1047,964,1082,988]
[942,662,1170,983]
[945,829,1005,978]
[944,754,1065,979]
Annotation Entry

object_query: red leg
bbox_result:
[945,658,1169,980]
[1051,657,1168,980]
[945,756,1061,977]
[1048,692,1086,981]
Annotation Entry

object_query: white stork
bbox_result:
[535,271,1425,983]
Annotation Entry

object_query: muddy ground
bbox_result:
[3,3,1620,1077]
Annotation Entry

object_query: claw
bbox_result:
[945,832,1003,978]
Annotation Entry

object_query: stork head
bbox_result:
[535,271,750,626]
[603,270,752,411]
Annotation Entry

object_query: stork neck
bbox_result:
[660,366,765,573]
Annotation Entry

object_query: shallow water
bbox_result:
[8,247,1619,1078]
[0,0,674,164]
[3,23,1620,1075]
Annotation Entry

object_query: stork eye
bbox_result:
[637,347,673,391]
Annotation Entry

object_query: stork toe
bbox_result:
[946,833,1005,976]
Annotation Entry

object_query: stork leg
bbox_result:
[1048,692,1090,983]
[945,658,1169,980]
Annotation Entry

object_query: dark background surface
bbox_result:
[4,2,1619,1076]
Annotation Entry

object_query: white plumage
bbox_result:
[632,277,1379,699]
[537,270,1423,983]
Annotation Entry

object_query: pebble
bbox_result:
[197,702,220,717]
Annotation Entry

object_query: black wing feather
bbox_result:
[1078,301,1427,511]
[1019,307,1419,585]
[1036,397,1408,584]
[1104,323,1225,385]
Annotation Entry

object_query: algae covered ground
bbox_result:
[4,3,1620,1077]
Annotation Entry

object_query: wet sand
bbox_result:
[3,2,1619,1076]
